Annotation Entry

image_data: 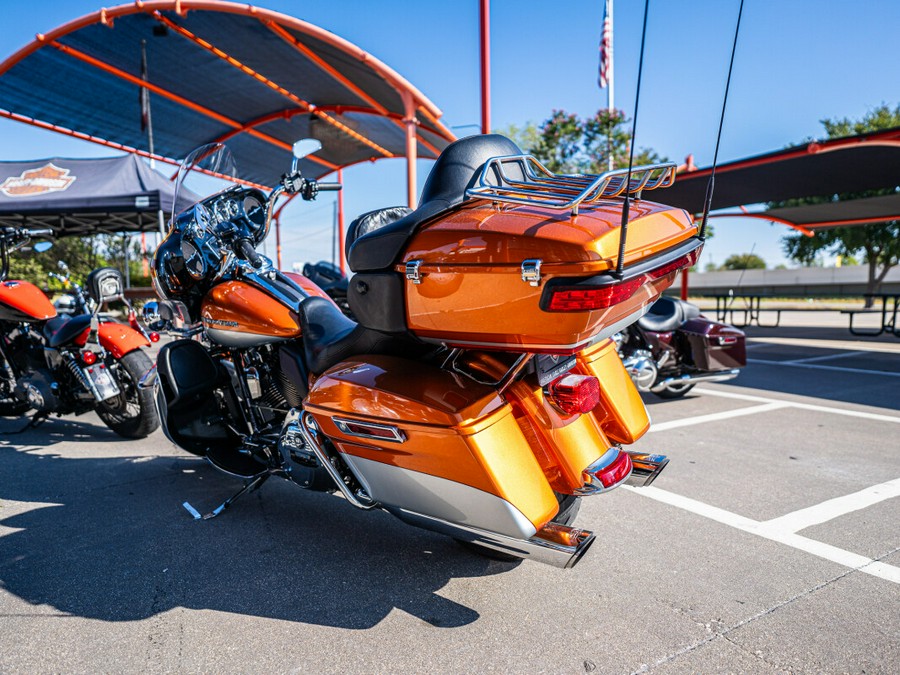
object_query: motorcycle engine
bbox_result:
[14,370,61,412]
[620,350,658,393]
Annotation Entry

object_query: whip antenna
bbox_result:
[615,0,650,276]
[699,0,745,240]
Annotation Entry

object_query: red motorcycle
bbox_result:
[0,227,158,437]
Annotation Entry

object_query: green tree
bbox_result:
[721,253,766,270]
[498,108,666,174]
[779,104,900,306]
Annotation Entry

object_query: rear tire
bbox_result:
[96,350,159,439]
[456,493,581,562]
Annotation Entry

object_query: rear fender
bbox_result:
[74,321,150,358]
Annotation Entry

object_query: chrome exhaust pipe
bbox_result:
[389,508,596,569]
[624,451,669,487]
[650,368,740,392]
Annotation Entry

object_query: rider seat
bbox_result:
[42,314,91,348]
[298,296,430,376]
[636,296,702,333]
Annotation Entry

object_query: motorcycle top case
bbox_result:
[680,318,747,371]
[399,198,699,354]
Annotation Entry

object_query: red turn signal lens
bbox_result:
[81,350,97,366]
[546,374,600,414]
[596,450,633,488]
[149,332,160,343]
[547,275,646,312]
[647,248,701,279]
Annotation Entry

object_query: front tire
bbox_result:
[96,350,159,439]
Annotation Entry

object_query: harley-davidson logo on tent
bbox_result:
[0,163,76,197]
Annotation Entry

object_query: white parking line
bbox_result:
[694,388,900,424]
[625,485,900,584]
[648,402,790,432]
[762,478,900,533]
[788,350,866,364]
[748,358,900,378]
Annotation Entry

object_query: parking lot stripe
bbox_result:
[625,485,900,584]
[648,402,790,432]
[695,387,900,424]
[787,350,866,364]
[748,358,900,378]
[761,478,900,533]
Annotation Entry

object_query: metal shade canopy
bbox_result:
[0,155,197,235]
[0,1,455,189]
[664,126,900,231]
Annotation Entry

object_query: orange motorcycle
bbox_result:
[143,135,701,568]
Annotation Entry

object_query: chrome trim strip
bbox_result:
[333,417,406,444]
[389,508,595,569]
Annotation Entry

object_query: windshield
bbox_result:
[171,143,239,227]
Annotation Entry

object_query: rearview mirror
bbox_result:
[33,241,53,253]
[293,139,322,160]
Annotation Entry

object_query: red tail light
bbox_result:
[149,332,160,343]
[546,374,600,414]
[595,450,633,488]
[546,275,646,312]
[647,248,701,279]
[81,350,97,365]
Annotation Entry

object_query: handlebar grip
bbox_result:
[28,228,54,237]
[316,183,342,192]
[235,238,263,269]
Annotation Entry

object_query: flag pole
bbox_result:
[607,0,614,171]
[140,40,166,237]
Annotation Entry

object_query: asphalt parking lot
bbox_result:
[1,313,898,674]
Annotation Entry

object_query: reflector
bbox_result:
[546,374,600,414]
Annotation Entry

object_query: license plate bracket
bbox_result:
[535,354,577,387]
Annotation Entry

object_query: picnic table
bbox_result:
[841,293,900,337]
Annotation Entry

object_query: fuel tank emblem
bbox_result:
[203,317,239,328]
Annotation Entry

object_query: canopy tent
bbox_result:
[0,1,455,202]
[0,154,196,235]
[663,126,900,233]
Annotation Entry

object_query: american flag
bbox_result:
[598,0,612,89]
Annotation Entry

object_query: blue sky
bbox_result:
[1,0,898,270]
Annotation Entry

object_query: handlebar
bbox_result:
[235,238,263,268]
[317,183,342,192]
[29,228,54,238]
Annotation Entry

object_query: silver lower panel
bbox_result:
[340,453,538,540]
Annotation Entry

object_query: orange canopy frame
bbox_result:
[0,0,457,271]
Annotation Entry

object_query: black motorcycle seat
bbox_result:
[637,297,702,333]
[347,134,524,273]
[42,314,91,348]
[298,296,428,376]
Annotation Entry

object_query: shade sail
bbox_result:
[0,155,196,235]
[0,1,454,187]
[663,126,900,228]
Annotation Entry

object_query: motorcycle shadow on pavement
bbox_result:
[0,423,514,629]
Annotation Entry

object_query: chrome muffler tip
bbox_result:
[624,451,669,487]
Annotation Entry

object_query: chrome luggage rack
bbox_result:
[465,155,677,216]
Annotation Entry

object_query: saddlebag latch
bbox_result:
[405,260,423,284]
[521,259,542,286]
